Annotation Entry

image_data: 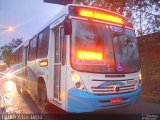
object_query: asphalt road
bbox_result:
[0,80,160,120]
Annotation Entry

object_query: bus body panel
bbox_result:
[67,87,141,113]
[65,62,141,112]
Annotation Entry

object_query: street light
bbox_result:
[7,27,13,32]
[0,27,14,32]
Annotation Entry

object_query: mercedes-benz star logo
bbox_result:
[115,86,120,92]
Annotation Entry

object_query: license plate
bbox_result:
[110,98,122,105]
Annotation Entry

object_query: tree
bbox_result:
[0,38,23,66]
[124,0,160,35]
[76,0,160,35]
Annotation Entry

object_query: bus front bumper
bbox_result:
[67,87,141,113]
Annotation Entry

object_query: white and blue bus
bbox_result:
[10,4,142,113]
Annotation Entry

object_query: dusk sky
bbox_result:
[0,0,64,47]
[0,0,159,48]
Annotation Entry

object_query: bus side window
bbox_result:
[60,27,66,66]
[37,27,49,58]
[17,49,20,64]
[37,33,43,58]
[12,52,15,65]
[12,53,13,64]
[19,47,23,63]
[15,50,19,64]
[28,37,37,61]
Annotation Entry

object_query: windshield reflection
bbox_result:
[71,19,140,73]
[111,26,140,73]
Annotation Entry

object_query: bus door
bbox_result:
[53,26,66,103]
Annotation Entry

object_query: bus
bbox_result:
[0,63,7,78]
[10,4,142,113]
[0,63,7,72]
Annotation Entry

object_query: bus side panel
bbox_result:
[26,60,37,94]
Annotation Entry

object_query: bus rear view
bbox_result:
[66,5,142,113]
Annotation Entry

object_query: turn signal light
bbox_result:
[39,60,48,67]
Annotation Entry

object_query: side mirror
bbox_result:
[64,19,72,35]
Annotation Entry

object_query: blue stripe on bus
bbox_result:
[67,87,141,113]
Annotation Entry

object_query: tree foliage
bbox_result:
[125,0,160,35]
[77,0,160,35]
[0,38,23,66]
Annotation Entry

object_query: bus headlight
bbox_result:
[72,74,80,82]
[71,74,87,92]
[75,81,86,91]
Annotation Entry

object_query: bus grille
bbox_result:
[91,84,136,95]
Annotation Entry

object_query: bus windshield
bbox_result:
[111,26,140,73]
[71,19,140,73]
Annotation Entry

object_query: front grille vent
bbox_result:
[91,84,135,95]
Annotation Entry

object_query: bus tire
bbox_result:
[38,79,50,113]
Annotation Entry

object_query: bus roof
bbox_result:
[12,4,132,53]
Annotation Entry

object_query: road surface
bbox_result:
[0,80,160,120]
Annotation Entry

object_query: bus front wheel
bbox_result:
[38,80,51,113]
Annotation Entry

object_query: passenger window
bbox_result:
[19,47,23,63]
[15,51,19,64]
[37,27,49,58]
[12,53,15,64]
[28,37,37,61]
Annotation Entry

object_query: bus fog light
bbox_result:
[75,82,87,91]
[75,82,81,88]
[82,87,85,91]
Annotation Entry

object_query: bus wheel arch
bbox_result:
[38,77,51,113]
[38,77,47,102]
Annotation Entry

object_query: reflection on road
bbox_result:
[0,80,38,114]
[4,80,15,91]
[0,80,160,115]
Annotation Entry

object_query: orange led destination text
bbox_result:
[79,9,123,24]
[77,51,103,61]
